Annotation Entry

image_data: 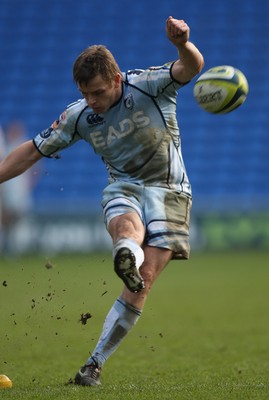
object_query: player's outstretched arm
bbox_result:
[166,16,204,83]
[0,140,43,184]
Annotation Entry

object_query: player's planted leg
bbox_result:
[74,297,142,386]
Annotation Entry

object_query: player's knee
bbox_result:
[109,213,144,243]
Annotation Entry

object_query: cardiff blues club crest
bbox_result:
[124,93,134,110]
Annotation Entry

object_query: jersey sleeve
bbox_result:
[33,101,83,157]
[127,62,187,98]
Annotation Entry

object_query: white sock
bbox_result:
[113,238,144,269]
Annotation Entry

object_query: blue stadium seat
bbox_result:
[0,0,268,214]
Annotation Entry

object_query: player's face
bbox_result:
[78,73,122,114]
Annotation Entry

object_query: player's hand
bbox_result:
[166,16,190,46]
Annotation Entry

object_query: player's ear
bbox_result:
[114,73,122,87]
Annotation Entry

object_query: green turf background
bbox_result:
[0,251,268,399]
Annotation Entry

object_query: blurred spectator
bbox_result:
[0,121,38,255]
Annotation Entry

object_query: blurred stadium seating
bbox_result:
[0,0,268,217]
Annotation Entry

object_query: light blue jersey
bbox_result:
[34,62,192,197]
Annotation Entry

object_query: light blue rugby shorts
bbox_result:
[102,181,192,260]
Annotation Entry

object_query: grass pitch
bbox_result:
[0,250,269,399]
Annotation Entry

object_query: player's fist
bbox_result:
[166,16,190,45]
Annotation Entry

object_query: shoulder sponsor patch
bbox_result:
[40,127,53,139]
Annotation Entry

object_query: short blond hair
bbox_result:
[73,45,122,85]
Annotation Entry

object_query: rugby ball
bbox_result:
[193,65,248,114]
